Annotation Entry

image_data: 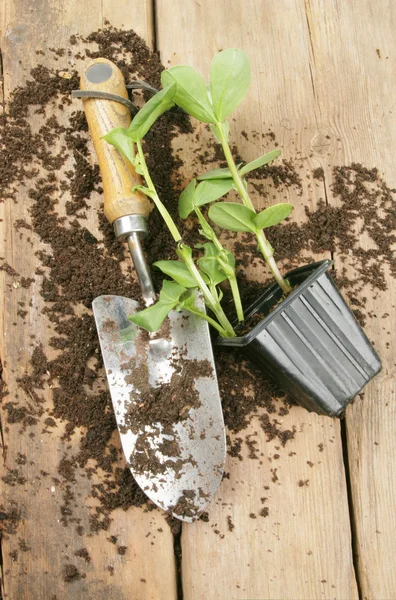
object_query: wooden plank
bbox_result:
[0,2,177,599]
[156,1,358,598]
[302,1,396,598]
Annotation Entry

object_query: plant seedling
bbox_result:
[178,177,243,321]
[162,49,292,293]
[104,100,236,337]
[104,49,293,337]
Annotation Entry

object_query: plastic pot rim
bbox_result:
[217,259,333,347]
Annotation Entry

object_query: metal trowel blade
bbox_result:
[92,294,226,522]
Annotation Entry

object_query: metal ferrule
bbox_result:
[113,214,148,241]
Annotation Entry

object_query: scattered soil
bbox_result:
[227,515,235,531]
[1,24,395,540]
[63,564,82,583]
[312,167,324,181]
[217,349,293,441]
[74,548,91,563]
[0,505,22,535]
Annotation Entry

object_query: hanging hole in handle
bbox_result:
[86,62,113,84]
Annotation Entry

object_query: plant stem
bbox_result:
[184,306,229,337]
[136,140,182,243]
[216,122,291,294]
[209,283,220,303]
[217,123,255,211]
[177,244,236,337]
[256,231,291,293]
[137,139,236,336]
[228,275,244,321]
[195,206,244,322]
[194,207,223,252]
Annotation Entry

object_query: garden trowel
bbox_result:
[79,58,225,522]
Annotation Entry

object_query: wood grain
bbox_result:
[303,1,396,598]
[2,0,394,597]
[156,1,358,598]
[0,2,177,599]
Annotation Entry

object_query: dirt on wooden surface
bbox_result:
[1,25,395,548]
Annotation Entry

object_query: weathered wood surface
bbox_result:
[156,1,358,599]
[0,2,177,599]
[302,2,396,598]
[1,0,395,599]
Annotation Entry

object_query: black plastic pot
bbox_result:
[217,260,381,417]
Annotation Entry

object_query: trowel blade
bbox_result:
[92,295,226,522]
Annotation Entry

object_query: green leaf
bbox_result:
[195,208,215,240]
[197,167,233,181]
[209,49,251,121]
[161,66,216,124]
[159,279,188,302]
[135,164,145,176]
[197,242,235,285]
[128,84,176,141]
[253,203,293,229]
[128,281,187,332]
[217,249,236,269]
[196,161,242,181]
[103,127,135,162]
[128,301,173,332]
[195,178,234,207]
[132,185,156,199]
[178,179,197,219]
[199,260,226,285]
[154,260,204,288]
[178,288,197,310]
[179,177,234,219]
[198,227,212,241]
[239,150,281,176]
[208,202,257,232]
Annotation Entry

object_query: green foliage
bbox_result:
[209,200,293,233]
[197,243,235,285]
[194,179,235,208]
[154,259,207,288]
[160,50,250,125]
[178,179,197,220]
[102,127,135,162]
[208,202,257,232]
[198,156,284,189]
[131,184,156,199]
[161,66,216,123]
[239,150,282,176]
[197,167,233,181]
[209,49,251,121]
[128,84,176,141]
[128,280,188,332]
[197,151,281,181]
[178,178,234,219]
[209,120,230,142]
[253,203,293,229]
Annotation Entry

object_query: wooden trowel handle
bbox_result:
[80,58,151,224]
